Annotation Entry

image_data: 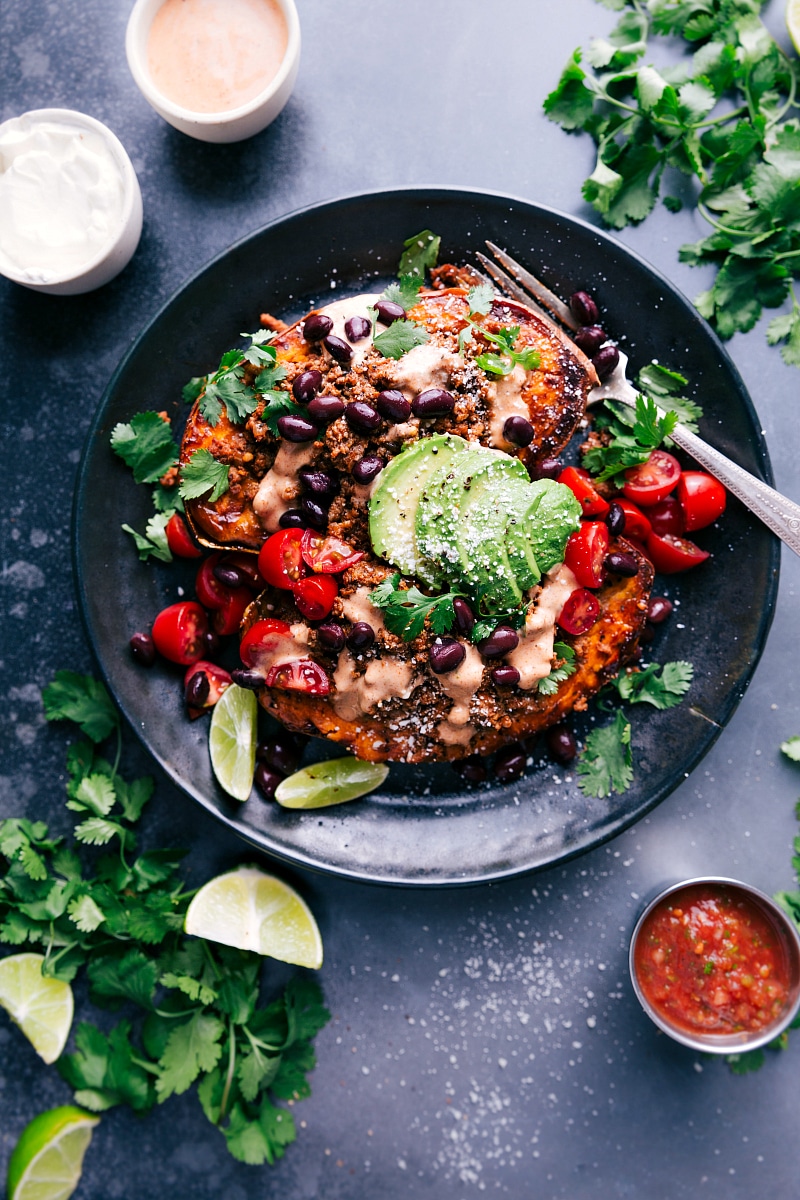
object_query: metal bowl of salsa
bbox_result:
[629,876,800,1053]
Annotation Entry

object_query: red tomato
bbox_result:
[239,618,293,668]
[623,450,681,506]
[645,532,710,574]
[647,495,684,537]
[615,499,652,542]
[213,586,252,636]
[165,512,202,559]
[677,471,727,532]
[265,659,330,695]
[301,531,365,574]
[258,529,308,589]
[151,601,208,665]
[557,588,600,635]
[195,553,228,610]
[183,661,232,717]
[564,521,609,589]
[292,574,338,620]
[557,466,610,518]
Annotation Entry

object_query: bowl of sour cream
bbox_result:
[0,109,143,295]
[125,0,301,143]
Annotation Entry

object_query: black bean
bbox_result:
[374,299,405,324]
[254,763,284,800]
[451,755,487,784]
[292,369,323,404]
[317,621,346,651]
[277,414,318,442]
[604,551,638,577]
[412,388,455,418]
[257,735,301,775]
[546,724,577,764]
[494,743,527,783]
[279,509,307,529]
[376,389,412,422]
[530,456,562,481]
[303,312,333,342]
[345,400,381,434]
[185,670,210,707]
[453,597,475,638]
[344,315,372,342]
[429,638,466,674]
[213,562,247,589]
[231,669,264,690]
[301,497,328,530]
[647,596,674,624]
[299,468,337,497]
[348,622,375,650]
[593,344,620,381]
[478,625,519,659]
[503,415,534,447]
[491,665,520,688]
[352,455,384,484]
[129,631,155,667]
[323,334,353,365]
[605,501,626,537]
[307,394,345,423]
[573,325,607,356]
[569,290,600,326]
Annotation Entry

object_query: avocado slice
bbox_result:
[451,461,530,611]
[523,480,582,574]
[415,446,496,576]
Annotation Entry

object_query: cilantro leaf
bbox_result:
[576,709,633,798]
[42,672,118,743]
[67,894,107,933]
[372,319,430,360]
[370,574,459,640]
[59,1021,156,1112]
[179,450,231,502]
[584,395,678,483]
[612,661,693,709]
[156,1011,225,1100]
[260,394,305,438]
[182,376,207,405]
[474,324,541,376]
[381,275,422,311]
[398,229,440,279]
[537,642,577,695]
[88,950,160,1008]
[122,511,173,564]
[468,282,495,316]
[111,413,179,484]
[781,736,800,763]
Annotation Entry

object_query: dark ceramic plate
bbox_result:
[74,187,779,887]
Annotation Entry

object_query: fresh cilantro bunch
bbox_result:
[1,673,330,1167]
[545,0,800,365]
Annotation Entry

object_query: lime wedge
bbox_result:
[209,684,258,801]
[275,757,389,809]
[0,952,74,1064]
[788,0,800,53]
[184,867,323,968]
[7,1105,99,1200]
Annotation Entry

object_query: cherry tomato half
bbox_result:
[558,466,610,518]
[239,618,293,669]
[622,450,681,506]
[165,512,202,559]
[564,521,609,589]
[151,601,208,665]
[265,659,331,695]
[301,530,365,574]
[292,574,339,620]
[213,586,252,636]
[647,495,684,537]
[615,499,652,542]
[195,553,228,610]
[183,661,232,717]
[557,588,601,636]
[645,531,710,574]
[677,471,727,532]
[258,529,308,590]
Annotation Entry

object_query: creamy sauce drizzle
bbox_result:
[337,587,385,630]
[507,564,577,689]
[333,655,418,723]
[486,364,530,450]
[147,0,288,114]
[435,642,485,745]
[383,341,461,398]
[252,622,310,678]
[316,293,380,368]
[253,440,317,532]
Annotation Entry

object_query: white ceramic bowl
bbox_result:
[0,108,143,296]
[125,0,301,144]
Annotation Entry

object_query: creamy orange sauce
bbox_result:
[318,293,379,368]
[253,622,310,677]
[507,564,577,689]
[486,364,530,450]
[147,0,288,114]
[338,587,386,631]
[333,654,418,723]
[435,641,485,745]
[253,440,317,533]
[383,342,461,398]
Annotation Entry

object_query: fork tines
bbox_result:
[484,241,579,332]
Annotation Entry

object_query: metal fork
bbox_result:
[478,242,800,559]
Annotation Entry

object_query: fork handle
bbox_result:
[670,422,800,557]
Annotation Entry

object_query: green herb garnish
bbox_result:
[583,394,677,484]
[398,229,441,279]
[610,661,694,709]
[370,573,460,640]
[537,642,577,696]
[111,412,179,485]
[576,709,633,798]
[474,324,541,377]
[179,449,231,502]
[372,319,430,360]
[121,512,173,564]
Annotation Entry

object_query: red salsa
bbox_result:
[634,884,792,1035]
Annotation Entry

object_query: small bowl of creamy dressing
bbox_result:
[126,0,301,143]
[0,109,143,295]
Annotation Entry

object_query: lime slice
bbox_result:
[788,0,800,53]
[209,684,258,801]
[7,1105,99,1200]
[184,867,323,968]
[275,757,389,809]
[0,952,74,1064]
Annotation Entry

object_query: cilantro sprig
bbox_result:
[537,641,577,696]
[583,393,677,484]
[370,573,460,640]
[474,324,541,377]
[1,673,330,1167]
[544,0,800,366]
[194,332,287,428]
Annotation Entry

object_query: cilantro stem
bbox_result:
[244,1026,283,1055]
[129,1054,161,1076]
[217,1020,237,1124]
[202,939,222,981]
[153,1007,200,1019]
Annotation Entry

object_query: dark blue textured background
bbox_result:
[1,2,799,1196]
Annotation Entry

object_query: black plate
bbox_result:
[74,187,779,887]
